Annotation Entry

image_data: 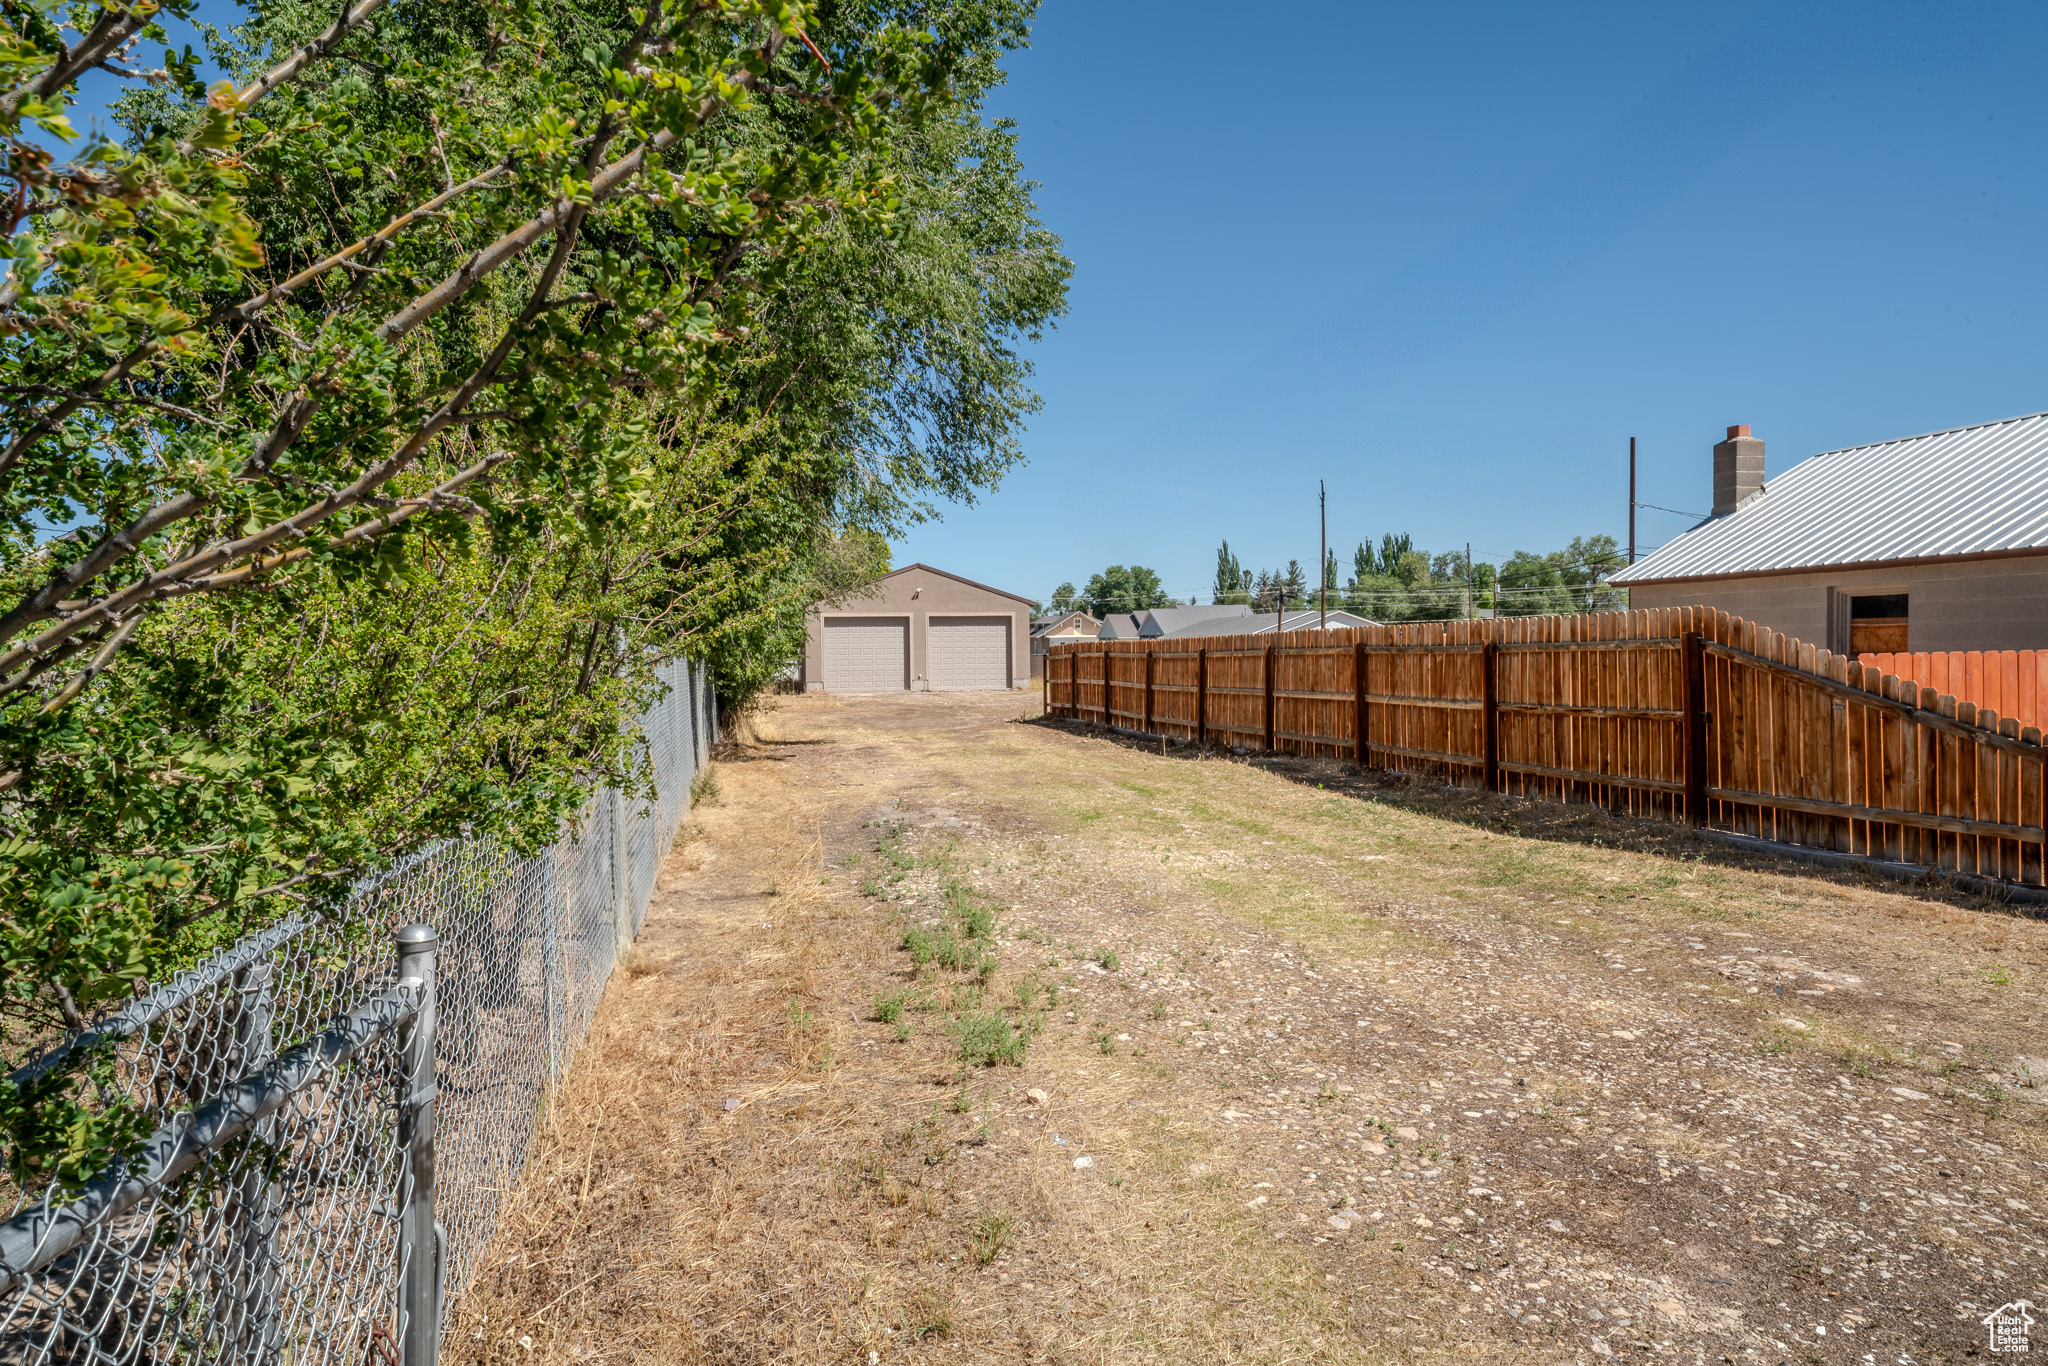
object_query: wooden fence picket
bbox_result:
[1043,605,2048,891]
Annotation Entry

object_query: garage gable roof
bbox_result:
[877,562,1034,606]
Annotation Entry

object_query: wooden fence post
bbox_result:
[1143,648,1155,734]
[1481,641,1499,792]
[1196,648,1208,748]
[1683,631,1706,826]
[1353,641,1368,767]
[1263,642,1276,753]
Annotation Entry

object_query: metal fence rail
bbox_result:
[0,656,715,1364]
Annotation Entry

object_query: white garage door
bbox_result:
[823,617,908,691]
[928,616,1010,691]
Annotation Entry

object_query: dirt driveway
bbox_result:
[452,690,2048,1366]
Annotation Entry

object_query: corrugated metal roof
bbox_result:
[1611,410,2048,584]
[1162,609,1379,638]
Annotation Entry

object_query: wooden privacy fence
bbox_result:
[1860,649,2048,736]
[1048,608,2048,890]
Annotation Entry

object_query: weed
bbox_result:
[873,990,910,1024]
[1983,962,2015,986]
[906,1287,954,1339]
[946,880,998,941]
[950,982,983,1011]
[952,1085,974,1114]
[689,765,721,806]
[1198,1017,1213,1030]
[1148,999,1167,1020]
[975,953,998,984]
[894,1020,913,1042]
[903,923,977,973]
[1755,1029,1797,1057]
[1091,947,1121,971]
[969,1209,1014,1265]
[1106,1175,1126,1188]
[1011,973,1042,1011]
[1090,1029,1114,1055]
[1843,1046,1875,1078]
[786,999,814,1033]
[902,923,938,965]
[877,825,915,873]
[951,1011,1029,1067]
[859,876,884,898]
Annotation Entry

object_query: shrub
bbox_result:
[951,1011,1029,1067]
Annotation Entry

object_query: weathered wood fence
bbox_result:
[1048,607,2048,890]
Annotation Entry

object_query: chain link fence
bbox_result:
[0,657,715,1364]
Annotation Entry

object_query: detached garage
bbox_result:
[804,564,1031,692]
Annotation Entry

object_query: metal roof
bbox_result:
[1610,409,2048,585]
[1163,609,1379,638]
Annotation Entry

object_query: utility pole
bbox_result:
[1319,480,1327,631]
[1628,436,1637,566]
[1465,541,1473,620]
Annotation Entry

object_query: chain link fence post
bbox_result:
[395,925,440,1366]
[607,784,630,959]
[541,843,562,1090]
[228,960,279,1359]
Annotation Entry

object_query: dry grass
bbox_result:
[448,692,2048,1366]
[447,704,1391,1366]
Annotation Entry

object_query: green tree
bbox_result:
[1082,565,1170,617]
[1495,551,1577,616]
[1050,582,1077,612]
[1249,568,1278,613]
[1281,559,1309,610]
[1212,540,1246,605]
[0,0,1065,1188]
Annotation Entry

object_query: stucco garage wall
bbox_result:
[1626,552,2048,652]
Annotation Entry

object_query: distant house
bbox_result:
[1612,415,2048,653]
[1029,610,1100,678]
[802,563,1030,692]
[1096,604,1255,640]
[1161,608,1377,638]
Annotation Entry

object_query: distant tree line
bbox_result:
[1043,533,1624,625]
[1211,535,1626,621]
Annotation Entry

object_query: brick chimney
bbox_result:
[1712,424,1765,516]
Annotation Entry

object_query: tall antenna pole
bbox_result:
[1628,436,1637,566]
[1319,480,1327,631]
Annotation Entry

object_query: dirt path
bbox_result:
[451,691,2048,1366]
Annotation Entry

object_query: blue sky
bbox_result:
[893,1,2048,606]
